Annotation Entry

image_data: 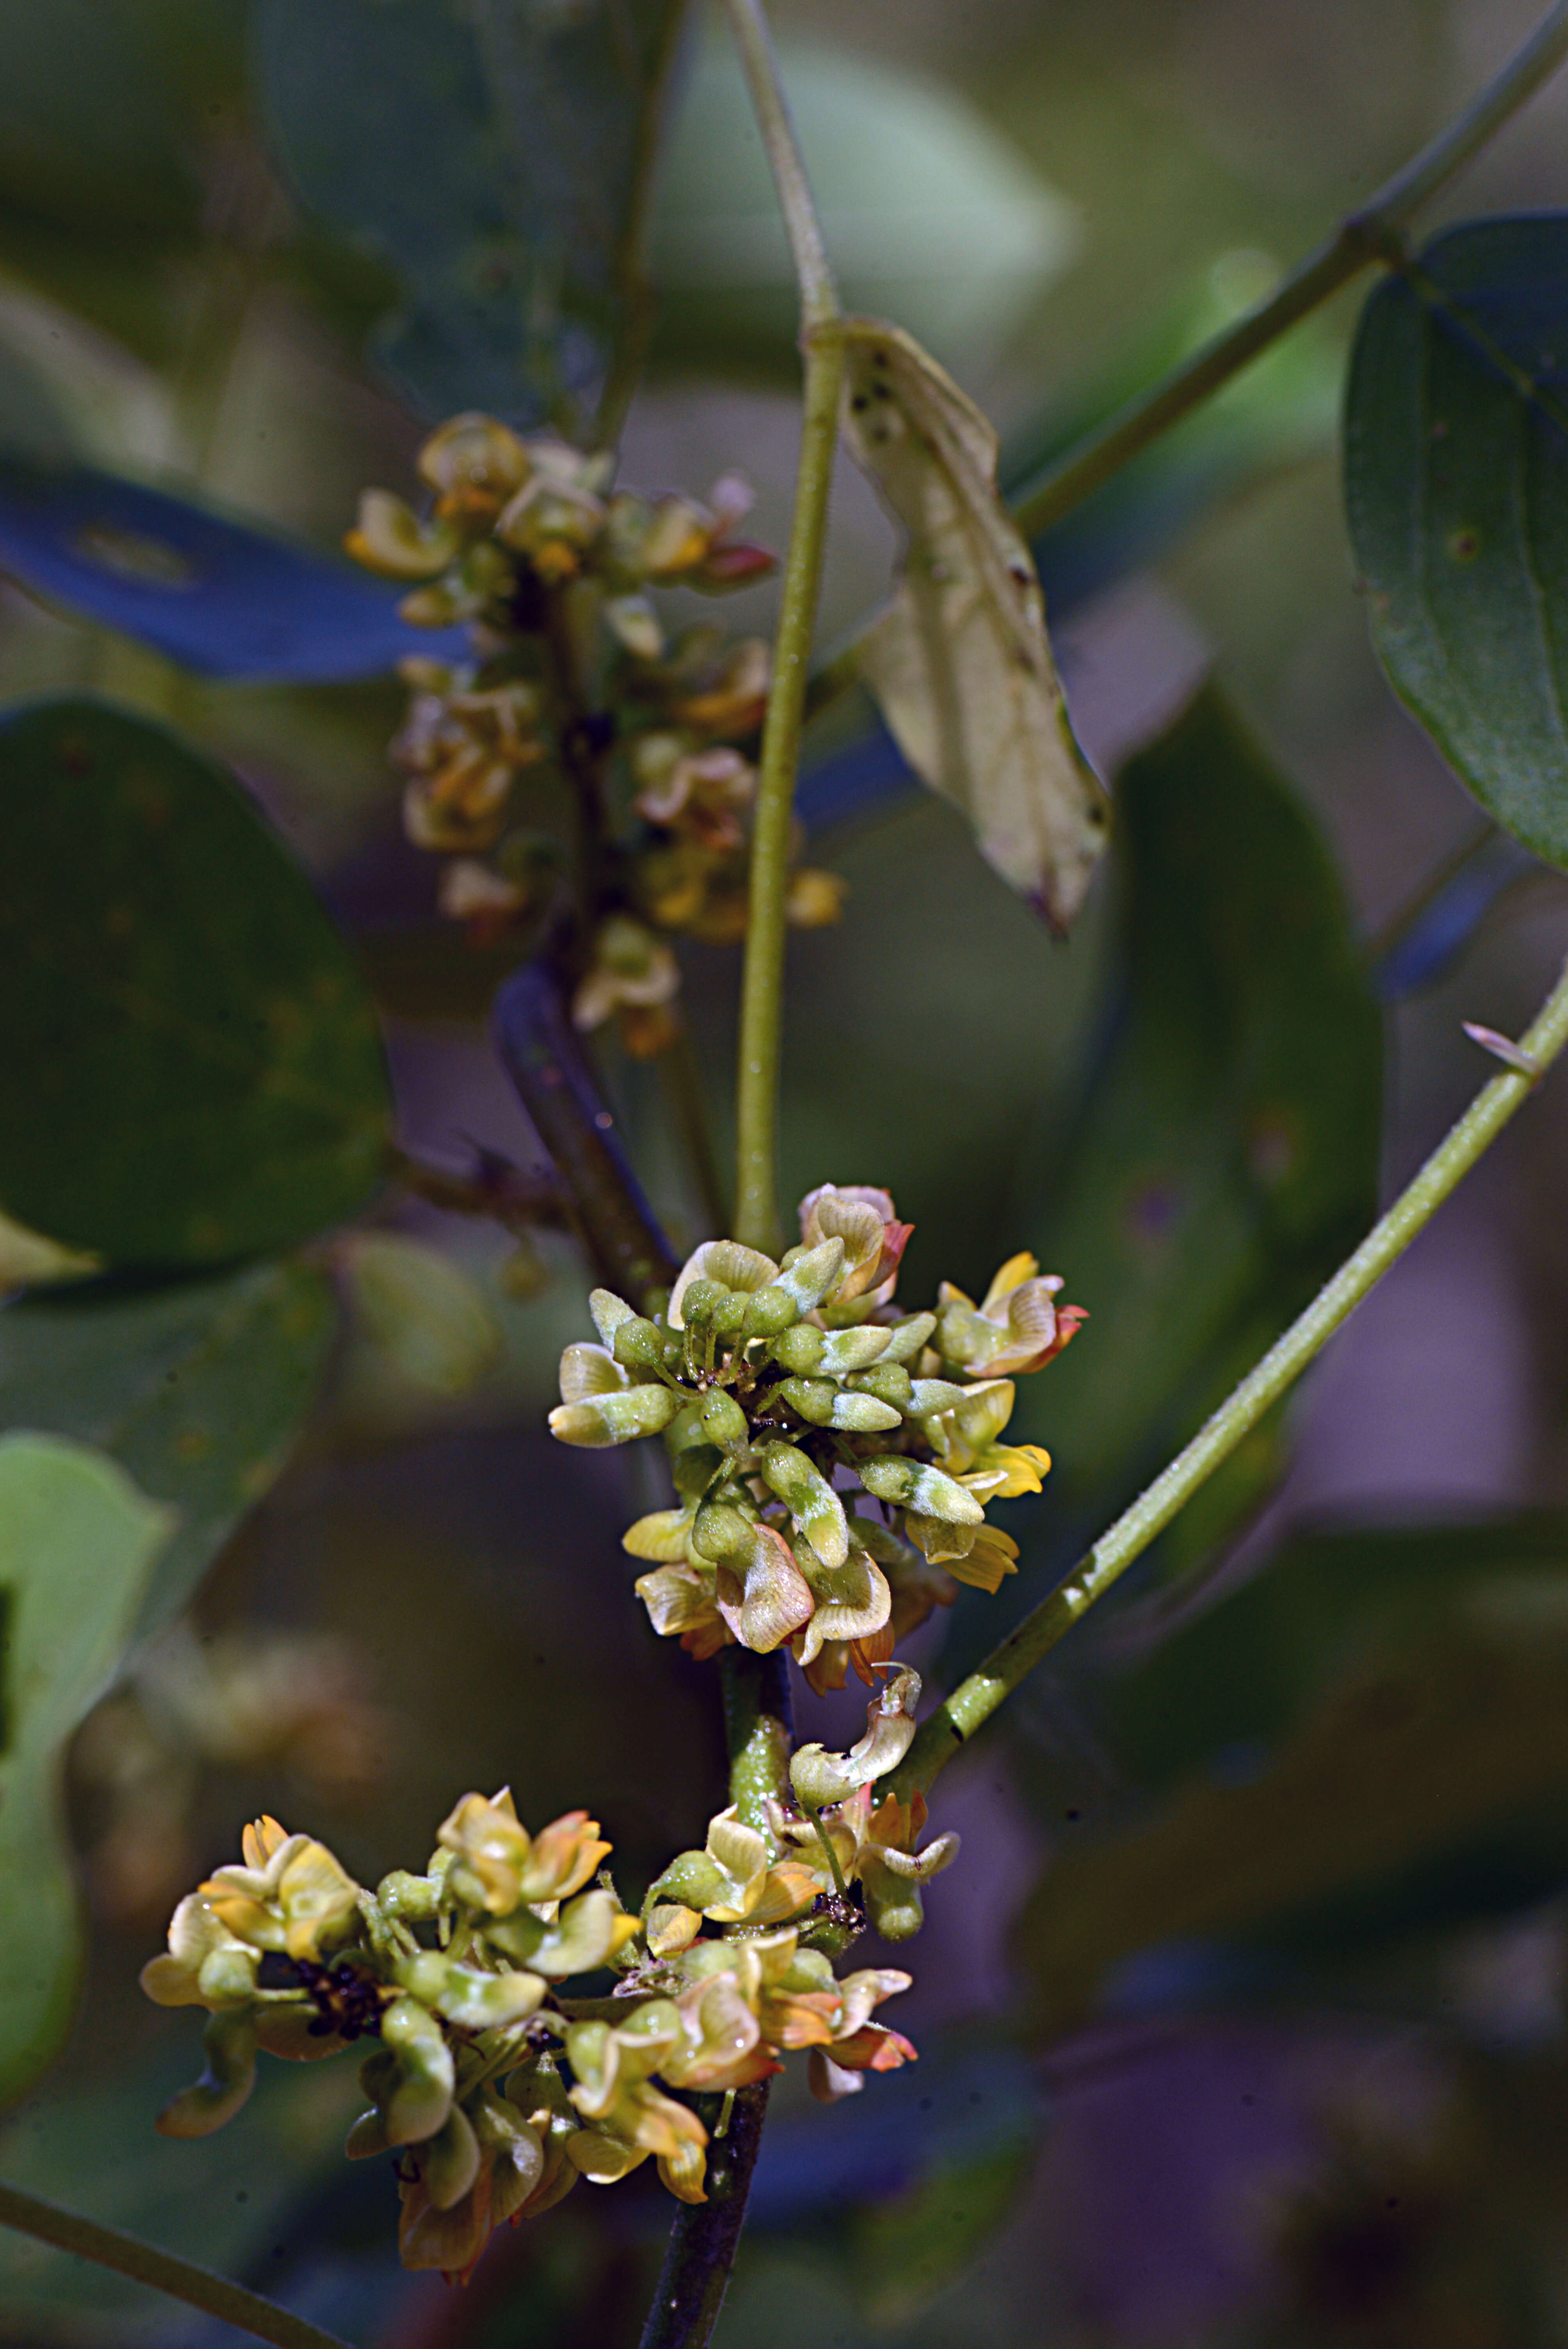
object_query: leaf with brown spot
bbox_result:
[836,316,1111,930]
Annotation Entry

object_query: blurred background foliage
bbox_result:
[2,0,1568,2344]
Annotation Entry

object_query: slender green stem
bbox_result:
[0,2182,351,2349]
[718,0,837,332]
[1010,0,1568,540]
[722,0,844,1251]
[895,954,1568,1802]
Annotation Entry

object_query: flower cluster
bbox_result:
[345,413,841,1054]
[549,1183,1085,1690]
[143,1776,925,2285]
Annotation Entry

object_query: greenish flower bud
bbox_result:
[612,1315,665,1372]
[772,1324,825,1374]
[776,1238,846,1313]
[588,1288,636,1349]
[909,1378,969,1416]
[381,1994,456,2144]
[549,1383,681,1447]
[700,1388,750,1453]
[661,1329,687,1369]
[818,1326,894,1373]
[880,1312,937,1364]
[856,1456,984,1522]
[779,1376,902,1433]
[758,1439,848,1569]
[196,1945,260,2007]
[710,1290,748,1337]
[691,1496,759,1561]
[396,1952,453,2007]
[156,2009,257,2140]
[831,1392,905,1433]
[861,1862,926,1942]
[777,1374,836,1424]
[849,1363,914,1408]
[679,1278,729,1328]
[743,1284,799,1338]
[378,1869,442,1925]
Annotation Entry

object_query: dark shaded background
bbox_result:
[5,1,1568,2343]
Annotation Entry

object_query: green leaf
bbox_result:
[849,2133,1039,2328]
[253,0,688,426]
[1015,1519,1568,2034]
[0,1434,173,2110]
[342,1233,501,1397]
[1007,683,1381,1547]
[0,1258,336,1644]
[0,698,391,1266]
[1345,215,1568,870]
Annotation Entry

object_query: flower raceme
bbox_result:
[142,1775,928,2284]
[345,412,841,1053]
[548,1183,1084,1689]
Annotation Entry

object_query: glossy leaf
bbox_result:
[1345,214,1568,870]
[1006,684,1381,1547]
[254,0,688,426]
[0,463,467,680]
[0,1259,336,1644]
[0,699,391,1265]
[0,1435,173,2110]
[1016,1519,1568,2034]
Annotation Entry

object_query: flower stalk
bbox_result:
[723,0,845,1253]
[895,955,1568,1803]
[0,2183,350,2349]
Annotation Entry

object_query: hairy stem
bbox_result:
[723,0,843,1251]
[895,954,1568,1802]
[1010,0,1568,539]
[0,2183,350,2349]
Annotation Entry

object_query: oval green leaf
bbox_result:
[0,1435,173,2110]
[1008,684,1382,1561]
[1345,214,1568,869]
[0,698,390,1265]
[0,1257,336,1644]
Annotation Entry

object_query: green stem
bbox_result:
[895,953,1568,1801]
[722,0,844,1253]
[719,1645,794,1838]
[0,2182,351,2349]
[1010,0,1568,540]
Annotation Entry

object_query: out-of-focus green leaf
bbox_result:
[0,0,242,242]
[1345,216,1568,871]
[0,1435,173,2110]
[0,698,390,1266]
[1006,684,1381,1552]
[1016,1520,1568,2035]
[253,0,688,426]
[849,2133,1039,2329]
[0,1258,336,1643]
[651,33,1078,377]
[342,1233,501,1397]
